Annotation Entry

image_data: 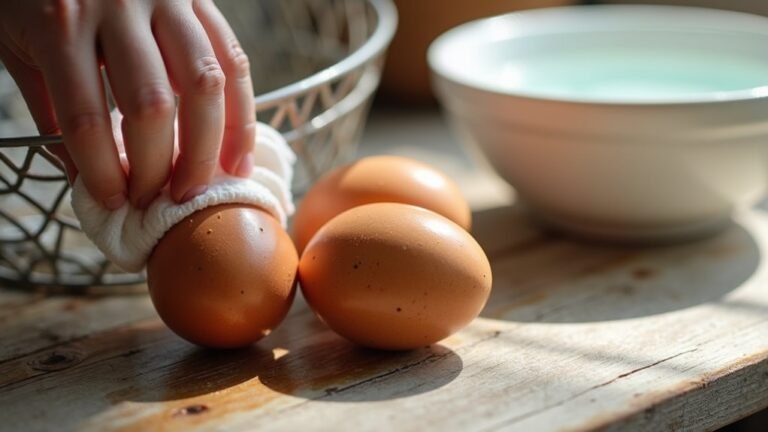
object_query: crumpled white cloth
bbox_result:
[71,121,296,273]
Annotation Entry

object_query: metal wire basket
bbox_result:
[0,0,397,291]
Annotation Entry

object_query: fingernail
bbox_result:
[104,193,127,210]
[181,185,208,203]
[235,153,254,177]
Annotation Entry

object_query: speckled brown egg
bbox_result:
[292,155,471,253]
[298,203,492,350]
[147,204,298,348]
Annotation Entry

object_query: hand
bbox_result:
[0,0,257,209]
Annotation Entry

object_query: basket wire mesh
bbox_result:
[0,0,396,290]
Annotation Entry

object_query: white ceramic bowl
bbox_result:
[429,5,768,241]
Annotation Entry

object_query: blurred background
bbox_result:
[378,0,768,105]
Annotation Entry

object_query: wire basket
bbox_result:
[0,0,397,291]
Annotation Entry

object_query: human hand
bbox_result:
[0,0,256,209]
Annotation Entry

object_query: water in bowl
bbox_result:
[480,31,768,103]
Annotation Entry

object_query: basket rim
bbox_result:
[0,0,398,148]
[256,0,398,106]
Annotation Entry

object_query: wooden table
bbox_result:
[2,108,767,432]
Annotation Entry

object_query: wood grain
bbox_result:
[1,109,767,431]
[1,208,767,431]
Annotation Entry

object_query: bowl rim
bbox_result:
[428,4,768,107]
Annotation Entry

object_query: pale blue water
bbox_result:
[479,34,768,103]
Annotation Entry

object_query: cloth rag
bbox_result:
[71,121,296,273]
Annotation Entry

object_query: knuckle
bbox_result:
[194,154,220,171]
[64,112,107,138]
[127,85,176,122]
[41,0,89,26]
[225,40,251,79]
[178,150,220,174]
[42,0,74,19]
[192,57,226,95]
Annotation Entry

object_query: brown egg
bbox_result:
[299,203,492,350]
[292,155,471,253]
[147,204,298,348]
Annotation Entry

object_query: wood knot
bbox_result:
[173,404,209,417]
[28,349,84,372]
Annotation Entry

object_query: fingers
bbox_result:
[0,44,77,182]
[4,2,252,208]
[194,0,256,178]
[100,8,175,209]
[154,3,225,203]
[37,38,127,209]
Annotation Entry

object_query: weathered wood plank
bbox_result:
[0,295,466,432]
[0,294,155,364]
[2,108,768,432]
[1,209,766,432]
[0,289,45,310]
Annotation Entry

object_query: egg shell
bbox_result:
[147,204,298,348]
[298,202,491,350]
[292,155,471,253]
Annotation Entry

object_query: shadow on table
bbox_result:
[473,204,763,323]
[6,313,462,431]
[107,321,460,406]
[258,333,462,402]
[108,341,275,402]
[107,311,461,406]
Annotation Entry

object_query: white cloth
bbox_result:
[71,122,296,273]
